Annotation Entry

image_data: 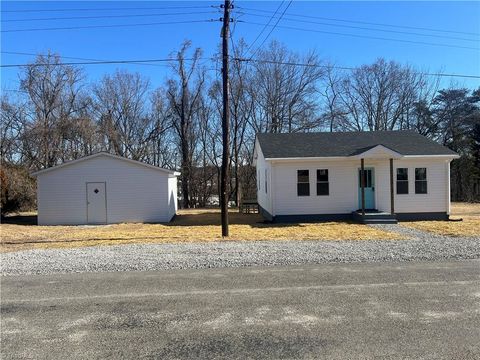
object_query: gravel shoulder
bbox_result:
[1,224,479,276]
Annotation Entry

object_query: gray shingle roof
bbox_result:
[257,130,458,158]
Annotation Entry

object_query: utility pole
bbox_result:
[220,0,231,237]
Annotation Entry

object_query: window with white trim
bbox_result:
[396,168,408,194]
[316,169,329,196]
[257,169,261,191]
[415,168,427,194]
[265,169,267,194]
[297,170,310,196]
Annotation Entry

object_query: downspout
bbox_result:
[389,158,395,215]
[270,160,275,219]
[361,158,365,217]
[446,160,451,216]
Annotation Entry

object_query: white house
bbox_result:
[32,152,180,225]
[253,130,459,223]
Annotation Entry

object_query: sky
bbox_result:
[1,1,479,94]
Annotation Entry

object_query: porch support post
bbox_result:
[389,158,395,214]
[361,158,365,217]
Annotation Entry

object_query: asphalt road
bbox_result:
[2,260,480,359]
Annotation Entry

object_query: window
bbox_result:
[415,168,427,194]
[358,169,373,188]
[316,169,329,195]
[265,169,268,194]
[396,168,408,194]
[297,170,310,196]
[257,169,261,191]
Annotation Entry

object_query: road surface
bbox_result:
[2,260,480,359]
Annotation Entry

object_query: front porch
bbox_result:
[355,145,400,224]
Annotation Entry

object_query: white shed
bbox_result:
[32,152,180,225]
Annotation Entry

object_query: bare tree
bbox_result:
[147,88,175,167]
[20,53,85,168]
[247,41,326,134]
[93,70,155,160]
[0,95,27,163]
[320,64,348,132]
[166,41,206,208]
[335,58,428,131]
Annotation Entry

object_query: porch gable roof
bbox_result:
[350,144,403,159]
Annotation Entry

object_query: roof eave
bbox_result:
[31,152,179,177]
[266,154,459,161]
[402,154,460,159]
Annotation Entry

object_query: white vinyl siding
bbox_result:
[273,160,358,215]
[267,157,450,216]
[255,140,273,215]
[168,176,178,219]
[360,158,449,214]
[37,155,177,225]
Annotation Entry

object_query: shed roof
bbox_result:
[31,152,180,177]
[256,130,458,159]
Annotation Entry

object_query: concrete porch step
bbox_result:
[352,211,398,224]
[362,218,398,224]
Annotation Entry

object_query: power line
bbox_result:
[240,11,478,43]
[249,1,293,59]
[2,5,211,13]
[2,89,28,93]
[2,19,214,33]
[1,51,171,68]
[244,1,285,56]
[234,57,480,79]
[2,11,219,23]
[0,57,215,68]
[242,21,480,51]
[238,6,480,37]
[234,58,353,70]
[3,52,477,79]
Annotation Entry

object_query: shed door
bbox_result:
[86,182,107,224]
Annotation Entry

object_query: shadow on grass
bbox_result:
[0,212,307,229]
[1,210,344,229]
[1,215,37,226]
[169,212,324,229]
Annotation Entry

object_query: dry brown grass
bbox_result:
[402,202,480,237]
[1,208,402,252]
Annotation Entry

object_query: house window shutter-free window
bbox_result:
[265,169,268,194]
[297,170,310,196]
[415,168,427,194]
[396,168,408,194]
[316,169,329,196]
[258,169,260,191]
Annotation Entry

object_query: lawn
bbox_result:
[402,202,480,237]
[1,208,402,252]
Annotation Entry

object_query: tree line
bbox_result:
[1,40,479,214]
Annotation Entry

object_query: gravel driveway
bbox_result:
[2,225,479,276]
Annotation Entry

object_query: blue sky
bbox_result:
[1,1,479,92]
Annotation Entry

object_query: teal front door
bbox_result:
[358,168,375,210]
